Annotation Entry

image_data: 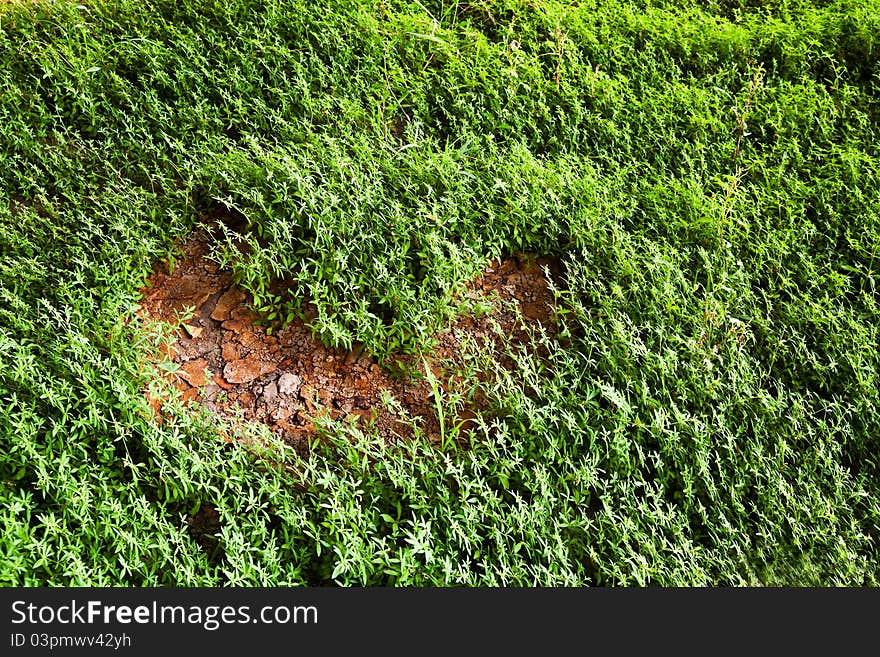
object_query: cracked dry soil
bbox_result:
[139,228,558,448]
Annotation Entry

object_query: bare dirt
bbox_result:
[139,226,558,448]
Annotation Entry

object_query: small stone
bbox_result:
[231,306,258,322]
[211,288,247,321]
[213,373,233,391]
[262,381,278,403]
[351,408,375,422]
[182,323,203,339]
[221,341,240,361]
[203,383,221,402]
[223,358,276,384]
[181,387,200,403]
[271,407,292,421]
[345,343,364,365]
[169,274,218,312]
[238,331,260,351]
[178,359,210,387]
[300,384,318,404]
[237,391,256,411]
[221,319,247,333]
[277,373,302,396]
[176,337,215,361]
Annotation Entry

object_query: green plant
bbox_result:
[1,0,878,586]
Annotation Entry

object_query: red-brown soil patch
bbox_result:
[139,228,557,447]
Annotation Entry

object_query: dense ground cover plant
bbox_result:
[1,0,878,584]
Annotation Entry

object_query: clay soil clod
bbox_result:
[138,228,559,448]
